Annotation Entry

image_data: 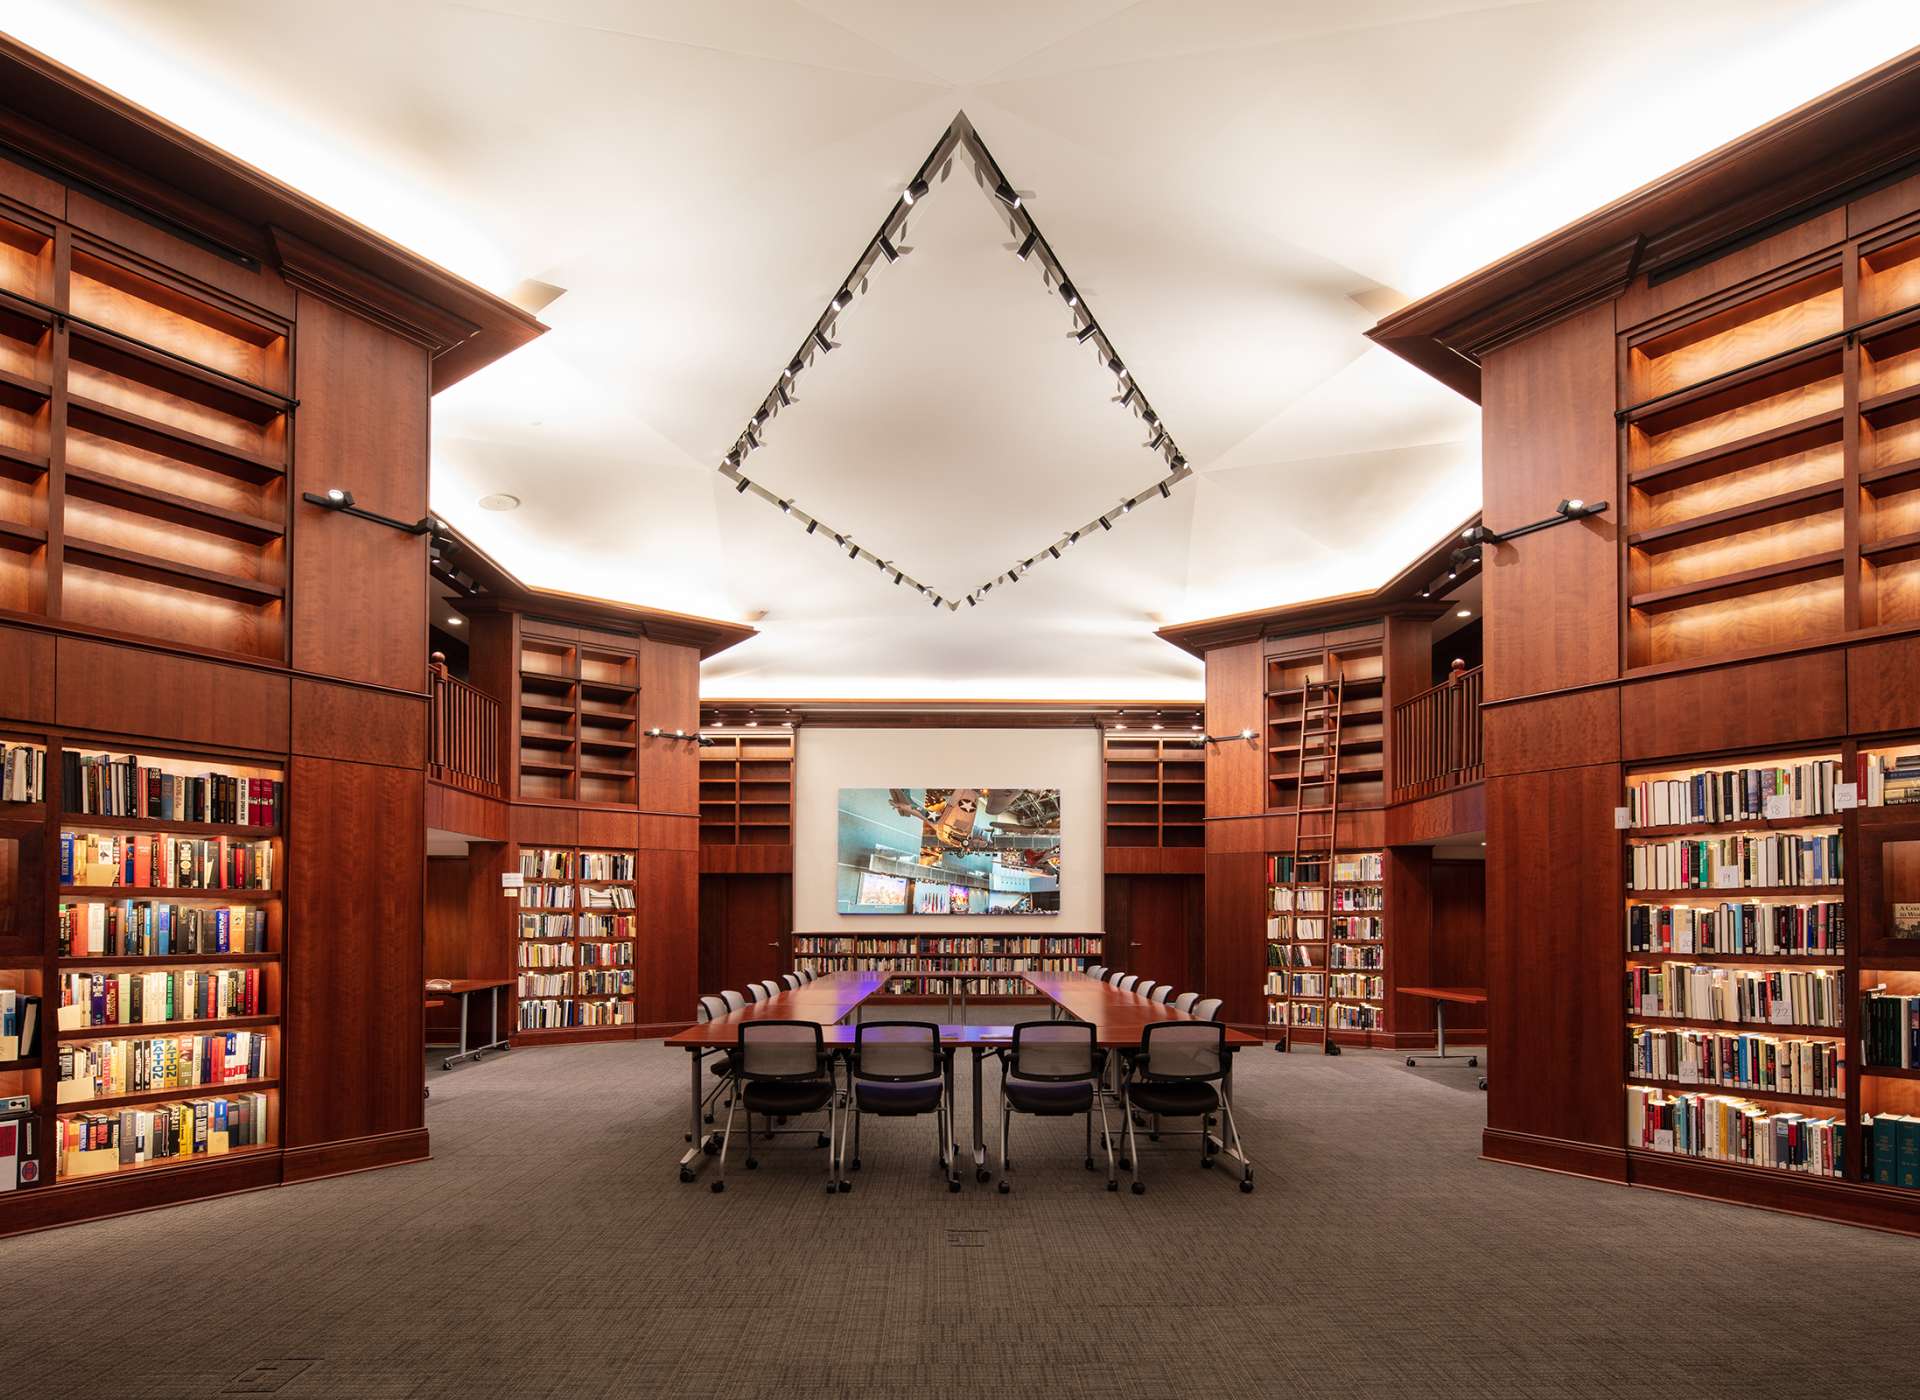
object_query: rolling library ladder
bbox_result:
[1282,667,1347,1053]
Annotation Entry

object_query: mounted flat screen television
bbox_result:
[836,787,1060,915]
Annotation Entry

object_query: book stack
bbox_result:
[517,973,571,999]
[579,852,633,880]
[1330,1002,1383,1031]
[1333,852,1383,882]
[581,884,635,909]
[1865,1114,1920,1188]
[1,741,44,803]
[1626,900,1842,956]
[519,849,572,880]
[56,968,264,1029]
[1332,886,1383,911]
[1332,915,1382,941]
[1329,945,1383,969]
[59,899,269,957]
[1329,973,1384,1000]
[1627,832,1842,890]
[55,1030,270,1103]
[61,832,274,890]
[1628,758,1841,826]
[1625,964,1841,1026]
[1860,992,1920,1068]
[1628,1026,1842,1098]
[516,997,634,1030]
[576,968,633,996]
[58,1090,272,1178]
[61,753,280,826]
[517,914,573,940]
[0,991,41,1062]
[1858,751,1920,807]
[518,941,572,968]
[1625,1086,1844,1176]
[520,883,573,908]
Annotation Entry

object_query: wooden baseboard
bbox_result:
[509,1025,640,1048]
[1625,1149,1920,1236]
[1482,1127,1630,1183]
[0,1148,283,1238]
[282,1127,430,1185]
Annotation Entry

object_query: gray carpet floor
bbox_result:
[1,1031,1916,1400]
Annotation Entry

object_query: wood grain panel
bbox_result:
[55,635,288,751]
[1848,166,1920,239]
[290,293,428,691]
[0,624,53,724]
[1205,813,1296,854]
[635,638,698,816]
[1102,846,1205,875]
[1335,808,1385,848]
[0,150,63,216]
[1485,763,1622,1148]
[1104,872,1203,991]
[1385,783,1485,844]
[1484,687,1621,776]
[699,843,794,874]
[291,678,424,769]
[635,846,697,1028]
[1848,633,1920,735]
[1429,859,1488,1034]
[637,812,698,851]
[1616,211,1844,333]
[699,872,791,994]
[1202,850,1266,1029]
[1204,640,1262,817]
[1620,648,1844,759]
[285,755,425,1148]
[509,802,578,846]
[425,844,510,987]
[1481,304,1620,702]
[65,191,296,319]
[577,808,639,849]
[426,780,508,841]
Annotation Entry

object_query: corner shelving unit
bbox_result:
[1102,728,1204,849]
[697,730,794,846]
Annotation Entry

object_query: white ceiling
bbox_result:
[12,1,1920,698]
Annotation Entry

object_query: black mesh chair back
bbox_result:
[853,1022,941,1081]
[1139,1021,1227,1082]
[738,1021,826,1079]
[1191,997,1224,1022]
[1010,1021,1098,1080]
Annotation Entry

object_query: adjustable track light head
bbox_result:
[316,488,355,510]
[734,477,751,494]
[833,287,853,311]
[993,180,1021,209]
[813,327,837,354]
[1059,281,1078,308]
[1097,515,1112,531]
[1016,231,1038,261]
[902,178,929,205]
[1074,322,1098,343]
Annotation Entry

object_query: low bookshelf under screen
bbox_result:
[48,745,284,1186]
[514,845,637,1035]
[792,932,1101,999]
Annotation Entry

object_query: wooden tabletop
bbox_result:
[1022,971,1258,1045]
[1398,985,1488,1005]
[425,978,513,993]
[664,971,890,1046]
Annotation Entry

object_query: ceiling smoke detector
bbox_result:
[478,493,521,512]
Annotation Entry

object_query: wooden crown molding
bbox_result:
[1369,45,1920,401]
[698,698,1204,729]
[0,33,544,391]
[1154,514,1475,657]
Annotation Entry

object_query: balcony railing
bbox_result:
[1389,662,1483,803]
[429,653,502,798]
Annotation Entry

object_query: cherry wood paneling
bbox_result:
[1206,813,1296,854]
[1482,303,1619,702]
[1104,872,1202,989]
[1849,166,1920,238]
[1385,846,1437,1036]
[1385,783,1485,844]
[1484,687,1621,776]
[1616,210,1845,332]
[1205,640,1262,817]
[55,635,288,751]
[1848,633,1920,735]
[698,873,790,996]
[65,190,297,319]
[292,677,425,769]
[636,638,698,816]
[0,151,63,216]
[285,755,426,1148]
[0,624,54,723]
[426,780,508,841]
[699,842,793,874]
[1485,763,1622,1149]
[635,846,697,1028]
[1203,850,1266,1029]
[510,802,578,846]
[577,808,639,849]
[1430,859,1488,1034]
[1620,648,1844,759]
[637,812,697,850]
[290,294,428,691]
[1103,846,1205,875]
[425,845,509,985]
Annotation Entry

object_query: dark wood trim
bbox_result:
[280,1126,430,1184]
[1481,1128,1630,1183]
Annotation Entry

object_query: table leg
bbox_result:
[678,1049,708,1178]
[971,1046,988,1183]
[1436,1001,1447,1059]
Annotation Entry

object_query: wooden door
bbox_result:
[699,874,790,993]
[1106,873,1201,991]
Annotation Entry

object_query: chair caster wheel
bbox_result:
[1324,1042,1341,1056]
[1479,1078,1488,1091]
[825,1182,837,1194]
[679,1167,695,1183]
[1406,1056,1417,1066]
[702,1137,720,1156]
[1084,1156,1096,1170]
[1118,1156,1132,1170]
[1201,1156,1215,1169]
[838,1180,852,1193]
[745,1158,759,1170]
[850,1157,861,1171]
[1106,1180,1119,1192]
[997,1180,1010,1194]
[818,1133,831,1148]
[1149,1133,1160,1142]
[948,1180,962,1193]
[1467,1056,1479,1068]
[710,1181,725,1193]
[1240,1179,1254,1194]
[1131,1182,1145,1195]
[975,1167,991,1184]
[1274,1043,1285,1053]
[703,1113,714,1124]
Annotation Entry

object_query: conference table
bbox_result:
[665,970,1259,1184]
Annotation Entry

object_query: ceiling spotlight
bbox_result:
[1456,608,1472,618]
[1147,427,1167,450]
[967,594,977,607]
[1016,231,1038,261]
[1048,545,1060,559]
[1114,723,1127,731]
[785,359,803,379]
[1120,499,1132,514]
[1097,515,1112,531]
[477,492,519,512]
[848,541,860,559]
[1239,728,1254,741]
[805,519,818,535]
[743,422,762,449]
[778,498,792,513]
[446,616,463,627]
[1117,385,1137,408]
[1559,498,1585,514]
[893,569,903,585]
[1074,323,1098,343]
[878,235,906,263]
[1067,530,1080,545]
[710,720,724,728]
[745,720,758,728]
[1107,357,1125,377]
[813,327,837,354]
[1169,453,1186,470]
[902,178,929,204]
[930,594,941,608]
[734,477,751,494]
[724,450,741,468]
[1419,589,1430,598]
[875,557,888,572]
[1447,570,1457,580]
[1059,281,1078,307]
[1191,724,1201,731]
[776,382,793,407]
[321,487,355,509]
[1158,482,1171,499]
[993,180,1021,209]
[833,287,853,311]
[1151,723,1163,731]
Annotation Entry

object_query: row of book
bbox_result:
[1333,853,1383,882]
[58,1091,272,1178]
[518,914,575,940]
[516,997,634,1030]
[1626,832,1842,891]
[1267,943,1316,969]
[1626,900,1843,956]
[519,849,572,880]
[1865,1113,1920,1188]
[1330,973,1384,1001]
[1,741,43,803]
[815,956,1086,973]
[1627,758,1842,828]
[1268,887,1327,912]
[1331,944,1384,969]
[1330,1002,1384,1031]
[792,938,1104,956]
[1625,964,1841,1027]
[1332,887,1383,911]
[582,884,635,909]
[59,899,270,958]
[1333,916,1383,941]
[1858,751,1920,808]
[1266,915,1326,940]
[516,970,636,998]
[1627,1027,1842,1099]
[579,914,634,941]
[1287,1002,1325,1027]
[521,885,573,908]
[881,976,1035,995]
[1267,972,1323,997]
[62,832,275,891]
[1265,855,1325,884]
[579,852,634,881]
[55,1031,270,1104]
[1861,992,1920,1068]
[61,752,281,827]
[56,968,265,1029]
[1626,1086,1843,1177]
[0,991,40,1062]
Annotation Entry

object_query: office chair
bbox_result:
[745,984,768,1004]
[758,980,782,1000]
[1192,997,1224,1021]
[1102,970,1123,983]
[1172,992,1199,1014]
[713,1021,839,1195]
[995,1021,1115,1193]
[1118,1021,1252,1195]
[840,1022,957,1193]
[721,989,747,1012]
[1117,975,1138,993]
[1137,981,1160,1001]
[781,973,802,991]
[798,969,815,983]
[1152,986,1174,1005]
[690,996,737,1134]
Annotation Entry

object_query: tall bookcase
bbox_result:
[698,730,794,846]
[1264,850,1385,1043]
[517,635,639,805]
[513,845,637,1034]
[1103,731,1204,848]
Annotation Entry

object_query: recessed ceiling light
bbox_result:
[1151,722,1163,731]
[1114,723,1126,731]
[446,617,463,626]
[1456,608,1472,618]
[745,720,758,727]
[478,493,520,512]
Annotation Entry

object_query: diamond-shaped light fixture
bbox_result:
[718,112,1194,611]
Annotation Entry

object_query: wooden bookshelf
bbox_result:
[698,730,794,846]
[792,932,1101,1000]
[1264,641,1386,812]
[515,632,640,804]
[1264,850,1384,1045]
[1102,719,1204,849]
[512,845,637,1037]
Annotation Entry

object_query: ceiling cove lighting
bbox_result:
[713,112,1198,613]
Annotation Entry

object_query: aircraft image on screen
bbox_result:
[836,786,1060,915]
